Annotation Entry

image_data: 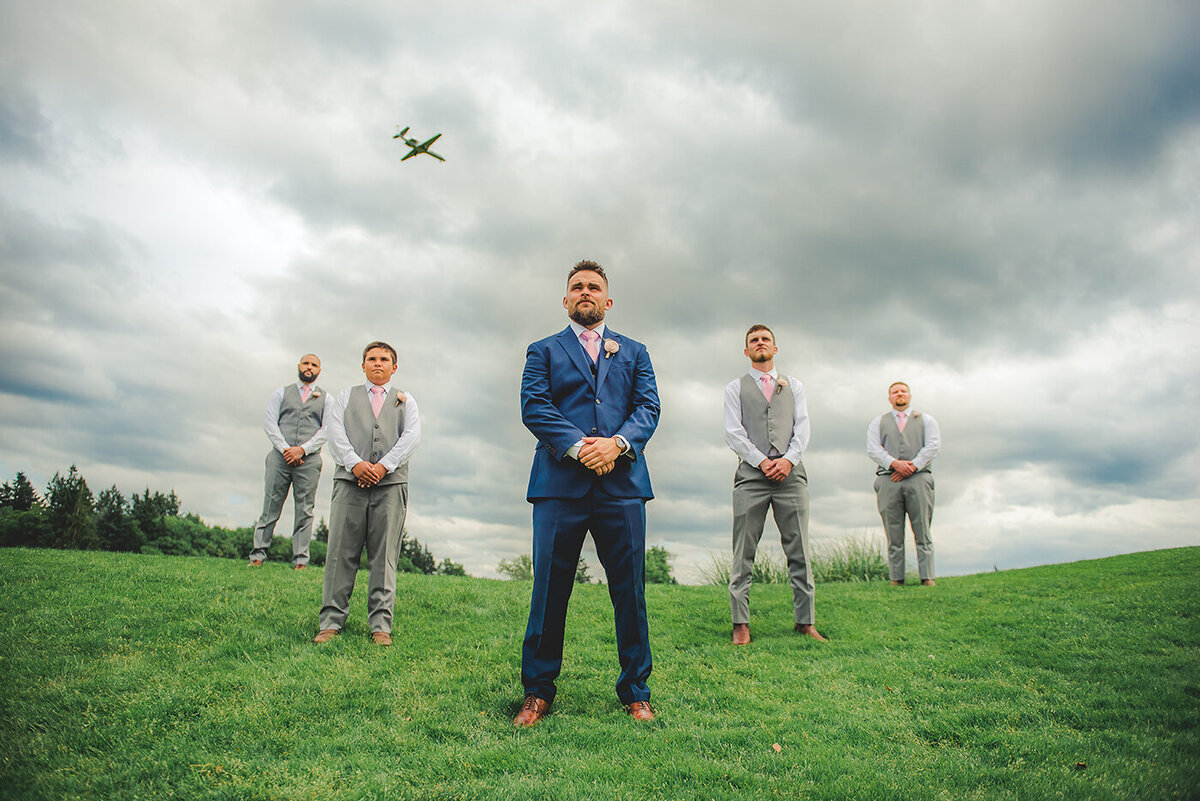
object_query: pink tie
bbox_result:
[897,412,907,433]
[581,330,600,362]
[760,374,774,402]
[370,386,385,417]
[300,385,311,403]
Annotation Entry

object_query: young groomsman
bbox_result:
[723,325,825,645]
[313,342,421,646]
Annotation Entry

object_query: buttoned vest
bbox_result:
[278,384,325,449]
[333,385,409,485]
[739,373,794,459]
[877,412,929,473]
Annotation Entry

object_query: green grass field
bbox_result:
[1,546,1197,800]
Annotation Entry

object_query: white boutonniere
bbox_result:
[603,339,620,359]
[912,411,921,418]
[776,379,787,392]
[395,393,406,406]
[311,391,320,399]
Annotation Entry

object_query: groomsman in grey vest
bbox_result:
[313,342,421,646]
[723,325,825,645]
[249,353,327,569]
[866,381,941,586]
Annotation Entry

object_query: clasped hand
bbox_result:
[352,461,388,487]
[889,459,917,482]
[282,446,306,466]
[579,436,620,476]
[758,457,793,482]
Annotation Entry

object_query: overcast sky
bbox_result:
[2,0,1197,581]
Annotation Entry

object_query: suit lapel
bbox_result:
[596,329,617,393]
[556,327,596,387]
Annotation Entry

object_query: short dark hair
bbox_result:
[362,341,398,363]
[745,324,775,346]
[567,259,608,289]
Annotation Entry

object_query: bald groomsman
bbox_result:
[866,381,941,586]
[314,342,421,646]
[724,325,825,645]
[249,353,327,569]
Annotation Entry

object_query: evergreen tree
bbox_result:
[400,531,436,575]
[0,472,41,511]
[45,466,99,550]
[644,546,678,585]
[95,486,144,552]
[574,557,592,584]
[315,517,329,543]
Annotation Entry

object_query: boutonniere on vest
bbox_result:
[311,391,320,399]
[603,339,620,359]
[395,392,407,405]
[776,379,787,392]
[912,412,920,418]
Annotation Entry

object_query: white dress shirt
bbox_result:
[263,382,327,455]
[563,321,631,461]
[723,368,810,467]
[325,382,422,474]
[866,410,940,471]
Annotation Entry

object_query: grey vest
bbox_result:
[333,385,409,485]
[279,384,325,449]
[739,373,795,459]
[877,412,930,474]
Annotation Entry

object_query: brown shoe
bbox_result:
[921,579,936,586]
[312,629,339,643]
[293,564,307,570]
[626,700,655,721]
[513,694,551,727]
[795,623,828,642]
[371,631,392,647]
[732,624,751,645]
[889,579,903,586]
[249,559,263,567]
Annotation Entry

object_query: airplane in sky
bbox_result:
[393,126,445,162]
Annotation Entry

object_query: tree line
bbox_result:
[496,545,677,585]
[0,467,466,576]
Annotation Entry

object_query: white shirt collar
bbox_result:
[365,381,392,393]
[748,366,778,380]
[569,320,606,340]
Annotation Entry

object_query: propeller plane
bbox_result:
[393,126,445,162]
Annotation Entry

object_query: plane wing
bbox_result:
[425,150,446,162]
[401,148,418,161]
[420,134,442,148]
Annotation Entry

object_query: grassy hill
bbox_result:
[1,546,1197,800]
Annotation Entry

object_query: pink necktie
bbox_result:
[760,374,774,402]
[581,330,600,362]
[370,386,385,417]
[300,385,311,403]
[897,412,907,433]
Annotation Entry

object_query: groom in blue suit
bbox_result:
[513,261,662,726]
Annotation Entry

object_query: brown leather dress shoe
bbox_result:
[889,579,903,586]
[312,629,339,643]
[626,700,655,721]
[249,559,263,567]
[293,564,307,570]
[732,624,751,645]
[921,578,936,586]
[513,694,551,727]
[371,631,392,646]
[795,623,828,642]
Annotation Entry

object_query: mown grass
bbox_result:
[1,546,1197,800]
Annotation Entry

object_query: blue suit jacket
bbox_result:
[522,326,660,501]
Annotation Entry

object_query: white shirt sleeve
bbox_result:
[866,414,892,470]
[325,387,360,471]
[723,379,769,467]
[781,376,810,466]
[379,394,421,474]
[262,387,288,453]
[912,413,940,470]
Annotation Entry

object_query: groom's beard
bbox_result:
[568,304,605,327]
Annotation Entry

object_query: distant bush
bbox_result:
[700,532,888,585]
